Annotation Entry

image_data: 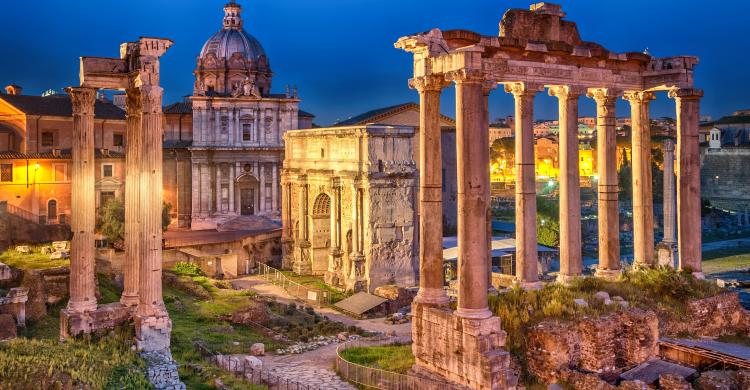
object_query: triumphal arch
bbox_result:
[60,37,176,359]
[396,3,702,389]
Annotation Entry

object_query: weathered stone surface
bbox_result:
[694,370,738,390]
[617,380,648,390]
[661,292,750,337]
[737,370,750,389]
[141,349,185,390]
[0,313,17,340]
[250,343,264,356]
[0,287,29,326]
[559,369,616,390]
[0,262,12,281]
[659,373,692,390]
[60,302,133,340]
[527,309,659,383]
[223,300,270,326]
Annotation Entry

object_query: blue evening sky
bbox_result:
[1,0,747,125]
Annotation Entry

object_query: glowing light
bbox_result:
[34,163,40,170]
[548,179,555,187]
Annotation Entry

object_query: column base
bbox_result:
[292,241,313,275]
[67,299,98,314]
[413,287,450,306]
[455,307,493,320]
[120,293,139,307]
[134,312,173,352]
[555,273,581,285]
[60,302,134,341]
[594,268,622,281]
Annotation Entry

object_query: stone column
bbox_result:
[229,164,235,213]
[65,87,98,313]
[410,75,449,306]
[550,86,583,283]
[121,89,142,306]
[259,163,266,213]
[272,163,279,212]
[505,82,542,289]
[349,183,366,292]
[588,88,622,279]
[669,88,704,277]
[326,178,343,283]
[451,70,491,319]
[294,178,312,274]
[191,163,200,216]
[483,81,497,290]
[624,91,656,268]
[662,138,676,246]
[215,163,222,213]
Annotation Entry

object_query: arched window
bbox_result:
[47,199,57,220]
[312,193,331,217]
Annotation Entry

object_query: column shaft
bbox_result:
[625,92,656,267]
[670,88,704,276]
[454,72,491,319]
[272,163,279,212]
[66,87,98,313]
[411,76,449,305]
[506,83,540,288]
[137,86,167,317]
[259,163,266,212]
[662,139,676,244]
[588,89,621,276]
[215,163,222,212]
[122,89,142,305]
[229,164,235,213]
[551,86,582,281]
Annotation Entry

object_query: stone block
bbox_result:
[250,343,264,356]
[694,370,738,390]
[659,373,692,390]
[0,262,12,281]
[51,241,69,251]
[594,291,611,302]
[0,313,17,340]
[244,355,262,371]
[135,314,173,352]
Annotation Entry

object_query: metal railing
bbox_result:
[212,355,322,390]
[3,203,42,224]
[335,338,458,390]
[257,263,335,307]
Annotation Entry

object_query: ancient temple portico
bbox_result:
[60,38,177,358]
[396,3,702,389]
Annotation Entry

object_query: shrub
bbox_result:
[172,262,204,277]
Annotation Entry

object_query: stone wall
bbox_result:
[700,146,750,213]
[19,267,70,321]
[0,204,71,252]
[660,292,750,337]
[526,309,659,383]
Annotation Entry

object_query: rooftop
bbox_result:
[0,94,125,120]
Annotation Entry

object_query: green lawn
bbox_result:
[338,343,415,374]
[0,245,69,269]
[702,247,750,274]
[280,271,352,303]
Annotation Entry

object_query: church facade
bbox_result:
[164,0,314,230]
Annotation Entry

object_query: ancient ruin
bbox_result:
[396,3,703,388]
[281,125,419,292]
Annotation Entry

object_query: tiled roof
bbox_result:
[164,101,193,114]
[298,109,315,118]
[333,102,455,127]
[0,94,125,120]
[0,149,124,160]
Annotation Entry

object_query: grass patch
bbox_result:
[0,331,151,389]
[0,245,69,269]
[281,271,352,303]
[702,247,750,274]
[489,267,724,383]
[339,343,415,374]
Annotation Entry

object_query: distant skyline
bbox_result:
[1,0,748,125]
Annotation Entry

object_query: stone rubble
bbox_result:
[659,373,692,390]
[274,334,360,355]
[141,349,186,390]
[250,342,264,356]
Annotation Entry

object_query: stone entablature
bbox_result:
[282,125,418,292]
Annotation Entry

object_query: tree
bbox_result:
[490,137,515,162]
[97,198,173,243]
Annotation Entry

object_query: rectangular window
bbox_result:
[0,163,12,182]
[53,164,66,182]
[102,164,113,178]
[41,131,54,147]
[242,123,253,142]
[113,133,124,147]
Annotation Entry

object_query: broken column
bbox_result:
[589,88,622,279]
[411,75,450,306]
[506,82,542,289]
[550,86,583,283]
[624,91,656,268]
[670,88,704,277]
[64,87,98,314]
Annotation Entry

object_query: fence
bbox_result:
[211,355,322,390]
[335,338,459,390]
[257,263,335,307]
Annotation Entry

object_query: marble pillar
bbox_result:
[550,86,583,283]
[259,163,266,213]
[505,82,542,289]
[229,164,235,213]
[453,70,491,319]
[326,179,343,284]
[349,184,366,291]
[294,179,312,275]
[588,88,622,279]
[411,75,450,306]
[122,89,142,306]
[272,163,279,212]
[670,88,704,277]
[215,163,222,212]
[65,87,98,313]
[624,91,656,268]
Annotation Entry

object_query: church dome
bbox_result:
[199,27,267,66]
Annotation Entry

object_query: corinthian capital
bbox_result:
[65,87,97,116]
[622,91,656,103]
[140,86,164,114]
[586,88,621,107]
[445,69,484,85]
[668,87,703,100]
[548,85,586,100]
[503,82,543,98]
[408,75,450,92]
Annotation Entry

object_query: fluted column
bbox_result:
[137,85,167,318]
[327,178,343,276]
[505,82,542,289]
[259,163,266,213]
[229,164,235,213]
[66,87,98,313]
[662,138,676,246]
[588,88,622,279]
[669,88,704,277]
[550,86,583,283]
[451,70,491,319]
[121,89,142,305]
[624,91,656,268]
[215,163,222,212]
[410,75,450,306]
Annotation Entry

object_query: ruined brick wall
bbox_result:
[527,309,659,383]
[661,292,750,337]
